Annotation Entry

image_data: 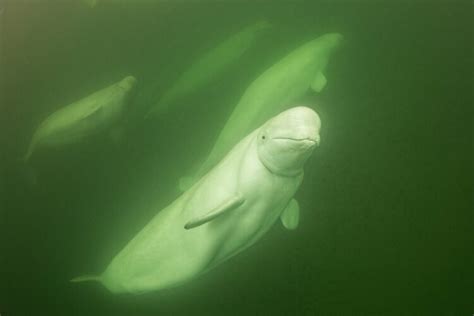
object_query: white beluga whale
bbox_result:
[179,33,341,190]
[144,20,272,118]
[72,106,321,294]
[23,76,137,161]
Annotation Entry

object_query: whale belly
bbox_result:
[101,194,226,293]
[205,188,290,271]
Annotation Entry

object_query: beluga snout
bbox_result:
[257,106,321,177]
[266,106,320,140]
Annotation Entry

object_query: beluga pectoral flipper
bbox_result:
[311,72,327,93]
[72,106,322,294]
[280,199,300,230]
[184,194,245,229]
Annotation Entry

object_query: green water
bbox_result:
[0,1,472,315]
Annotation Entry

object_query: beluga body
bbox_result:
[23,76,137,161]
[144,20,272,118]
[72,106,322,294]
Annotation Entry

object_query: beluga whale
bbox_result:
[23,75,137,161]
[179,33,341,190]
[72,106,322,294]
[144,20,272,118]
[81,0,97,8]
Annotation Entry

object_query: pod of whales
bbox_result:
[10,15,342,295]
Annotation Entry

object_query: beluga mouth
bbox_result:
[273,137,320,146]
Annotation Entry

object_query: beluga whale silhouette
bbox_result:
[72,106,321,294]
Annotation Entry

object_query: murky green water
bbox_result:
[0,1,472,315]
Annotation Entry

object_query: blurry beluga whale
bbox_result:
[71,106,321,294]
[144,20,272,118]
[82,0,98,8]
[179,33,342,191]
[23,76,137,162]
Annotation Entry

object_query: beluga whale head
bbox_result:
[257,106,321,177]
[118,75,138,90]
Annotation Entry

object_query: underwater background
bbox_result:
[0,0,472,315]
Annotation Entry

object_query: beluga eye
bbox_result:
[261,135,266,140]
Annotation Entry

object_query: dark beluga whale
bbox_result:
[144,20,272,118]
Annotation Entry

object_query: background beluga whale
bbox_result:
[23,76,137,161]
[179,33,342,190]
[72,106,321,294]
[144,20,272,119]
